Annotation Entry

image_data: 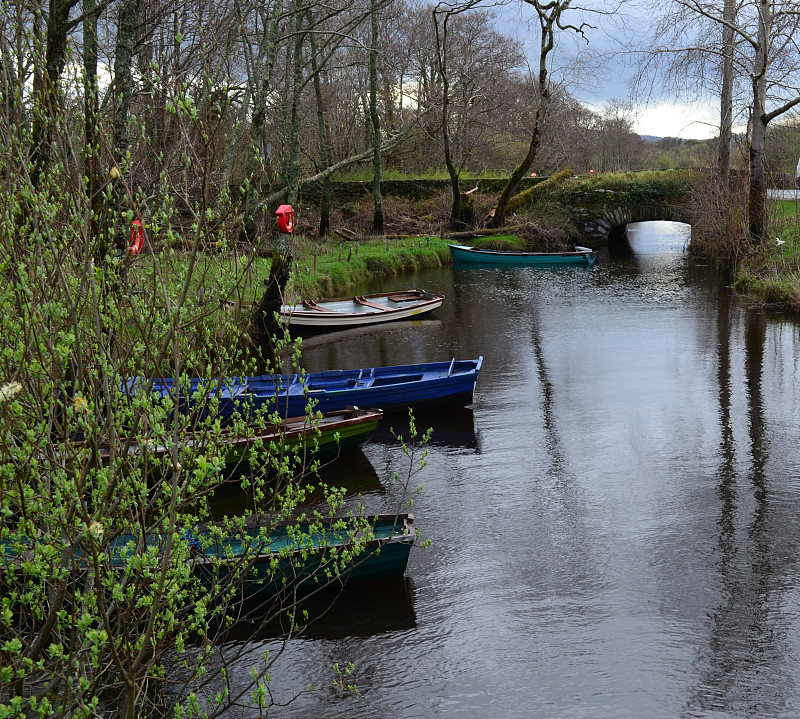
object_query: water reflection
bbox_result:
[208,448,384,518]
[208,221,800,718]
[219,576,417,643]
[370,407,480,452]
[296,319,444,352]
[686,304,790,716]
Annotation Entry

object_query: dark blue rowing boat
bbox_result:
[147,357,483,421]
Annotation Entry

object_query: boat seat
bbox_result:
[354,296,390,311]
[387,292,422,303]
[348,378,375,388]
[302,300,337,312]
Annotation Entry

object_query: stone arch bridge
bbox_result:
[322,170,696,245]
[522,170,695,246]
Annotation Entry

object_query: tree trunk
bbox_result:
[0,29,19,121]
[748,0,770,246]
[29,0,75,188]
[83,0,101,251]
[433,7,470,229]
[718,0,735,185]
[286,5,304,207]
[748,112,768,245]
[489,0,557,228]
[369,0,384,234]
[308,9,331,237]
[237,0,284,245]
[111,0,141,257]
[252,249,292,366]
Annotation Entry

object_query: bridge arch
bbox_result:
[571,198,691,245]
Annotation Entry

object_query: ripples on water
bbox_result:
[212,222,800,718]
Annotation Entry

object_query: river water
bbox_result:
[220,222,800,718]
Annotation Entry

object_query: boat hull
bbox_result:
[93,408,382,465]
[449,244,597,267]
[7,515,415,602]
[281,289,444,333]
[149,357,482,421]
[162,514,414,599]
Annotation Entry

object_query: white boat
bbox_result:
[280,289,444,333]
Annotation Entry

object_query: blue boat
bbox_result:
[449,244,597,267]
[148,357,483,421]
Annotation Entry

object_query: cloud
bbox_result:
[631,101,719,140]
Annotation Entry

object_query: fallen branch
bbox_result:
[506,169,574,213]
[446,225,527,241]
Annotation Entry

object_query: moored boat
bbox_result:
[92,407,383,465]
[280,289,444,333]
[6,514,416,601]
[185,513,416,598]
[449,244,597,267]
[144,357,483,421]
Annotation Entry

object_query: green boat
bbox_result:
[449,243,597,267]
[5,514,416,602]
[95,407,383,466]
[124,513,416,599]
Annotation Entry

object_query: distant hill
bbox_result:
[639,134,715,144]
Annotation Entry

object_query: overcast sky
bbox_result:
[495,0,720,140]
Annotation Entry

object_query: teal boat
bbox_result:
[449,244,597,267]
[128,513,416,599]
[5,514,416,602]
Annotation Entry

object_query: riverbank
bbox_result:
[285,234,452,299]
[732,193,800,311]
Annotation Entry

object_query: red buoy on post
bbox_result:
[276,205,295,234]
[129,220,144,256]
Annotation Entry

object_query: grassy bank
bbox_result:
[285,234,452,298]
[126,234,454,367]
[733,198,800,310]
[728,197,800,310]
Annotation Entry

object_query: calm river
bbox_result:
[223,222,800,718]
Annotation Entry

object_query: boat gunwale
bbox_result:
[448,243,596,259]
[88,407,383,462]
[280,289,445,323]
[195,511,414,535]
[186,514,416,571]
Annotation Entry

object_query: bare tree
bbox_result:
[432,1,526,227]
[489,0,592,228]
[637,0,800,244]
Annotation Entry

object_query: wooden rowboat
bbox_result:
[183,513,416,599]
[449,244,597,267]
[146,357,483,421]
[280,289,444,333]
[6,514,416,601]
[92,407,383,465]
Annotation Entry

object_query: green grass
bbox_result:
[126,235,454,343]
[462,235,525,251]
[770,198,800,227]
[734,225,800,310]
[287,234,452,298]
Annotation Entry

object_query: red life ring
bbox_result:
[276,205,295,234]
[130,220,144,256]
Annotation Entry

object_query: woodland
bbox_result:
[1,0,800,715]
